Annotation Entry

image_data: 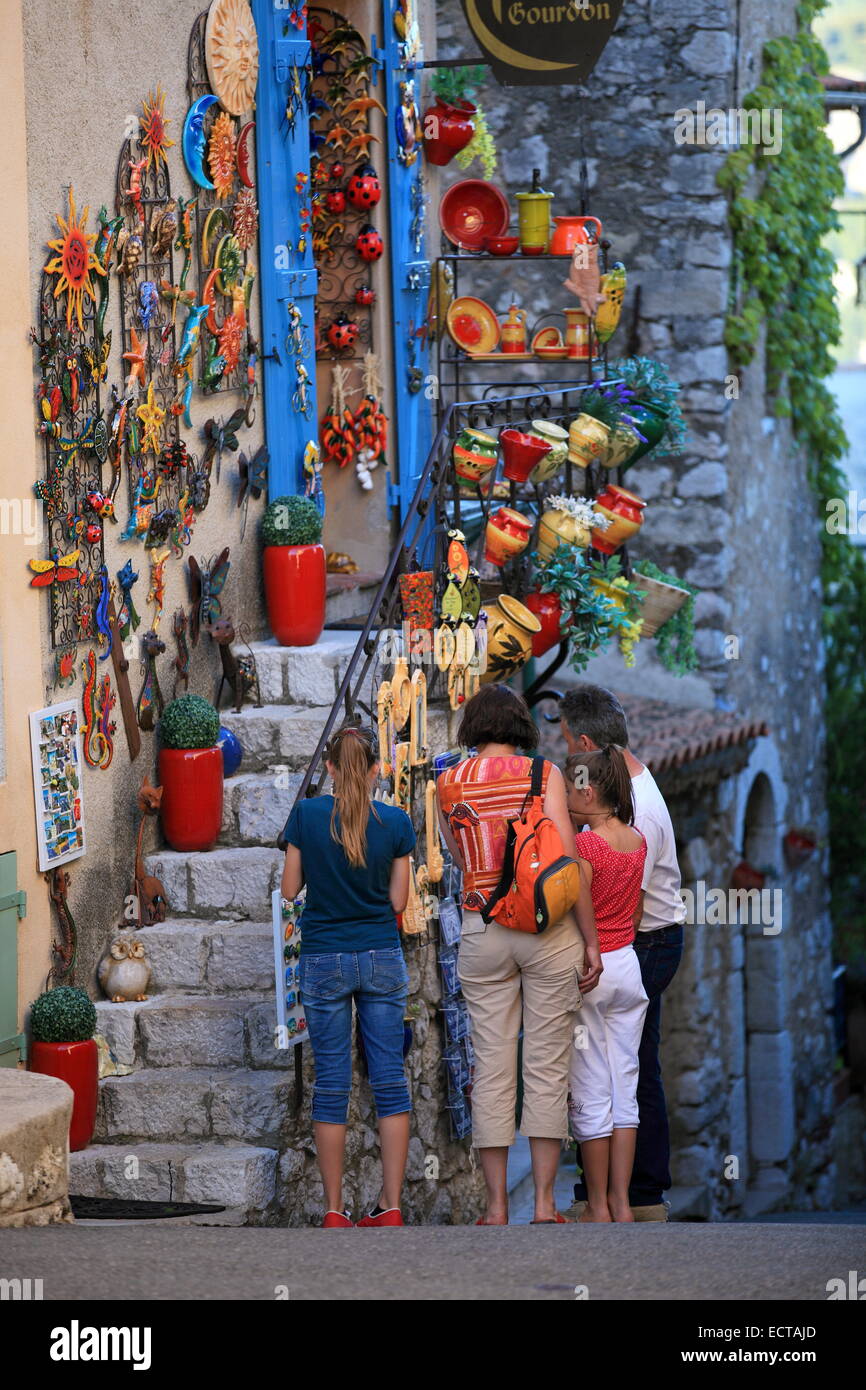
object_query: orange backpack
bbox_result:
[481,759,581,934]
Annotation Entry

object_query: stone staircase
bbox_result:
[70,629,455,1225]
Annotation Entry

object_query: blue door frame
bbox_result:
[252,1,432,513]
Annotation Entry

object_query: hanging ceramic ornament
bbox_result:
[446,529,470,585]
[390,656,411,731]
[204,0,260,117]
[409,669,427,766]
[460,568,482,622]
[377,679,394,777]
[434,622,457,673]
[440,575,463,623]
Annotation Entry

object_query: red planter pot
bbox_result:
[423,98,476,166]
[159,746,224,852]
[524,591,564,657]
[30,1039,98,1152]
[264,543,326,648]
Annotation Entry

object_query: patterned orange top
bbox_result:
[437,755,551,908]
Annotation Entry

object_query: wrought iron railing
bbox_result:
[284,377,622,837]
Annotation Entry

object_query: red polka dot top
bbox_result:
[575,828,647,953]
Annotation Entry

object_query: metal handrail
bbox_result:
[282,377,613,844]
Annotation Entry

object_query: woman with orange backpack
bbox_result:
[437,685,602,1225]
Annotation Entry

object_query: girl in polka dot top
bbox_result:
[564,746,650,1223]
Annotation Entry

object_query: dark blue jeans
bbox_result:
[573,924,684,1206]
[299,948,412,1124]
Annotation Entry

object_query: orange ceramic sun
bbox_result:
[44,188,106,331]
[217,312,244,372]
[208,112,237,199]
[140,86,175,172]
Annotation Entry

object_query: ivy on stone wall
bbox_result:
[718,0,866,965]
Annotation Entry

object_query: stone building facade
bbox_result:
[436,0,841,1215]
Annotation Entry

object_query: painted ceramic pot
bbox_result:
[568,414,611,468]
[515,186,553,253]
[159,746,224,852]
[605,401,669,470]
[524,589,564,657]
[423,98,476,165]
[590,484,647,555]
[484,507,533,566]
[591,577,628,611]
[529,420,568,483]
[452,427,498,484]
[549,215,602,255]
[480,594,542,683]
[564,308,596,360]
[29,1039,98,1152]
[537,505,592,562]
[264,542,326,646]
[499,428,551,483]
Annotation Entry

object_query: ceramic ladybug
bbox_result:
[356,224,384,263]
[355,285,375,307]
[330,160,345,180]
[327,314,359,350]
[347,163,382,210]
[85,522,102,545]
[325,189,346,214]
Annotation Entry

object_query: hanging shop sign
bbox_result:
[460,0,624,86]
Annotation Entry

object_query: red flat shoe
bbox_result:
[356,1207,404,1227]
[322,1210,354,1229]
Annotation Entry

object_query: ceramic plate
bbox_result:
[440,180,510,252]
[446,297,501,354]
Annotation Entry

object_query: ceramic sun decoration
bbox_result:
[43,188,106,332]
[205,0,259,116]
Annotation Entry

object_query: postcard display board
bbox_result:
[272,889,309,1048]
[29,701,87,872]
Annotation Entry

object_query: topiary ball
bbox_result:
[30,986,96,1043]
[262,494,323,548]
[160,694,220,750]
[217,725,243,777]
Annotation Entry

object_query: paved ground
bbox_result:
[3,1222,864,1300]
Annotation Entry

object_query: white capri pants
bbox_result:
[568,943,649,1142]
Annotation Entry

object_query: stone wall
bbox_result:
[434,0,838,1210]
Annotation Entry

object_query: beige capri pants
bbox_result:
[457,909,585,1148]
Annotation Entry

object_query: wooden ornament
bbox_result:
[377,679,394,777]
[425,779,444,884]
[401,857,427,936]
[434,623,456,672]
[394,741,411,813]
[390,656,411,730]
[409,669,427,766]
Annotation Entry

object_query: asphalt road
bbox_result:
[3,1222,865,1300]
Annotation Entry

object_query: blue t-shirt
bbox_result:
[285,795,415,953]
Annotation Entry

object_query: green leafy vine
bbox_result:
[719,0,866,962]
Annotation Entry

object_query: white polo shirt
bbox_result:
[631,766,686,932]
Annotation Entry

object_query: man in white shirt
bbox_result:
[560,684,686,1221]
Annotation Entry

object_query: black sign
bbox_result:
[461,0,625,86]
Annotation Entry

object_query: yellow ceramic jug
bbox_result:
[501,305,527,354]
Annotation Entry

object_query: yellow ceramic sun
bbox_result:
[140,86,175,172]
[44,187,106,331]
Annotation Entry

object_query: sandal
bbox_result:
[530,1212,571,1224]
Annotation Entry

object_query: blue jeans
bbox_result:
[299,948,412,1125]
[573,924,684,1206]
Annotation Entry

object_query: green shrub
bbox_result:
[160,694,220,750]
[30,986,96,1043]
[262,495,323,548]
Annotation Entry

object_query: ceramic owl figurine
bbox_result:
[98,932,151,1002]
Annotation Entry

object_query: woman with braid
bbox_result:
[281,724,415,1228]
[564,745,649,1223]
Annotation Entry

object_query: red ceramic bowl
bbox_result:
[440,180,510,252]
[520,244,546,257]
[484,235,519,257]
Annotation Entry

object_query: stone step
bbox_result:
[219,701,456,773]
[221,773,303,846]
[95,990,287,1072]
[120,919,275,995]
[145,846,283,920]
[69,1142,280,1226]
[326,572,383,627]
[243,630,361,707]
[94,1067,292,1145]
